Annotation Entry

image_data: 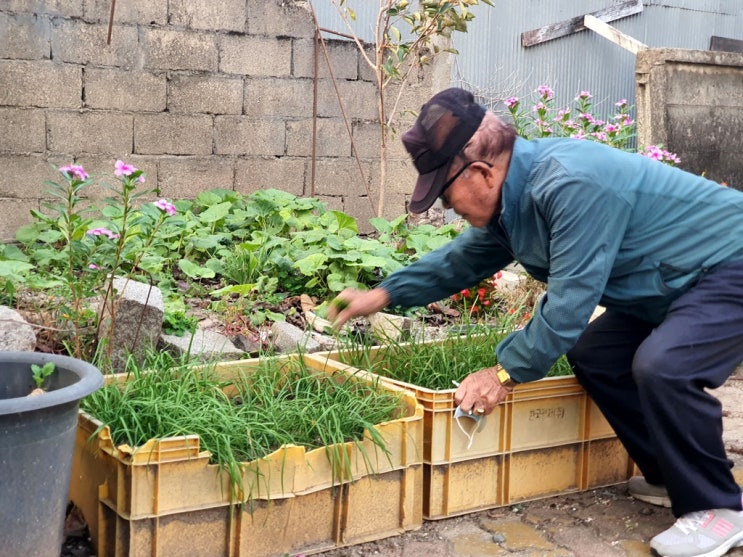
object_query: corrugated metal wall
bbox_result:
[311,1,743,119]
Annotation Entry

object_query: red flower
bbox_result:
[483,300,490,306]
[461,288,470,297]
[496,271,503,279]
[477,288,486,298]
[524,313,531,320]
[452,294,459,302]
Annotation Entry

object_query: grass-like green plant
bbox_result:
[329,319,573,391]
[81,351,404,502]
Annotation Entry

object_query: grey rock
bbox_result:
[159,328,245,362]
[271,321,322,354]
[0,305,36,352]
[99,277,164,372]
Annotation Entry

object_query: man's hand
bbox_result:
[328,287,391,328]
[453,365,514,416]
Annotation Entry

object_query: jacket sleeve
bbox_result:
[497,176,632,383]
[380,225,515,308]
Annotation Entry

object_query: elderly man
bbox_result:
[330,87,743,557]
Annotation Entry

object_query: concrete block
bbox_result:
[317,79,378,120]
[51,20,138,67]
[0,60,81,108]
[159,329,245,362]
[0,198,39,242]
[134,113,213,155]
[169,0,247,32]
[85,69,167,112]
[351,121,413,160]
[342,193,389,233]
[286,118,350,157]
[5,0,82,17]
[0,12,51,60]
[246,0,315,38]
[0,155,65,198]
[293,38,359,80]
[141,28,218,71]
[220,35,292,77]
[0,108,46,153]
[312,158,372,196]
[244,78,314,118]
[235,157,305,197]
[167,74,243,114]
[214,116,286,156]
[157,157,236,199]
[83,0,167,25]
[666,64,743,107]
[369,158,418,197]
[47,111,134,155]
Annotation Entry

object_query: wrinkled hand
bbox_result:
[453,366,514,416]
[328,287,391,329]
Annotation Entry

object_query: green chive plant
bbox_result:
[331,307,573,392]
[81,351,404,502]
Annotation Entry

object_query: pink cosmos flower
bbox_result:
[59,164,88,181]
[154,199,177,216]
[114,160,137,177]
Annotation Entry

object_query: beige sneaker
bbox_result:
[628,475,672,508]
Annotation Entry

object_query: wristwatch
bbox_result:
[496,367,517,388]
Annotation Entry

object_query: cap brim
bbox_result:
[409,160,452,214]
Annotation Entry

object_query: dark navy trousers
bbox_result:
[566,260,743,517]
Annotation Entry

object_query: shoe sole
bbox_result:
[630,492,672,508]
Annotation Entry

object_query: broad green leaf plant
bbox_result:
[0,166,461,364]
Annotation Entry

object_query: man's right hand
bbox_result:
[329,287,391,329]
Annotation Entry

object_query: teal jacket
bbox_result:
[380,137,743,383]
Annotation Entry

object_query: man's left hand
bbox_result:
[453,366,514,416]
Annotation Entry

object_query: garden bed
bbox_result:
[68,355,424,557]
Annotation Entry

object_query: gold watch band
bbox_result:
[496,368,517,388]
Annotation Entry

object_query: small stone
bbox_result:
[492,533,506,543]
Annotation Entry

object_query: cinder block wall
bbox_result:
[0,0,442,241]
[636,48,743,189]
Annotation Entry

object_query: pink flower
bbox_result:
[604,124,620,133]
[154,199,177,216]
[576,91,593,100]
[87,227,120,240]
[536,85,554,101]
[89,263,100,270]
[114,160,137,177]
[504,97,519,109]
[615,99,628,107]
[59,164,88,181]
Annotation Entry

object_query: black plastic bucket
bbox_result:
[0,352,104,557]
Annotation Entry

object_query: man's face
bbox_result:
[439,160,501,227]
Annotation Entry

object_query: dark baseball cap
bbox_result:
[402,88,486,213]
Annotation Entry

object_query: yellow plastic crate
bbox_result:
[69,355,424,557]
[307,347,633,520]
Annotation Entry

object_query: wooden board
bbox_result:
[583,14,647,55]
[521,0,643,48]
[710,36,743,54]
